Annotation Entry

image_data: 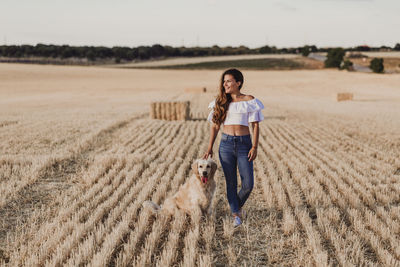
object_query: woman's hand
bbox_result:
[248,147,257,161]
[203,150,213,160]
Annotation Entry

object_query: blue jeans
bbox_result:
[218,133,254,214]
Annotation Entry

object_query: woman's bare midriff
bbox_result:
[222,124,250,136]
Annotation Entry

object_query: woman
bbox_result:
[202,68,264,227]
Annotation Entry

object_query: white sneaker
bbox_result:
[233,216,242,227]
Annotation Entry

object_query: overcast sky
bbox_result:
[1,0,399,48]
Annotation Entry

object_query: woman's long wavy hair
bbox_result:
[212,68,244,125]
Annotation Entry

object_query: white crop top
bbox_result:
[207,98,264,126]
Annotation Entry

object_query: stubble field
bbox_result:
[0,63,400,266]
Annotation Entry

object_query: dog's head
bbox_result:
[192,158,217,184]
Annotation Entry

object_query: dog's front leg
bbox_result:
[191,204,203,221]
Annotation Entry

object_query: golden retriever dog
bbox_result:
[143,157,217,217]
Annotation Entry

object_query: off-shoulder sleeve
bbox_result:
[248,98,265,123]
[207,100,215,123]
[248,110,264,123]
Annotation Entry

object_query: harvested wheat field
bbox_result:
[1,63,400,266]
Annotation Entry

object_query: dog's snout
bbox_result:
[202,171,207,175]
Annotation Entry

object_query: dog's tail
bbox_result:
[142,200,161,213]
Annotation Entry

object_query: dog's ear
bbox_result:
[210,161,217,179]
[192,159,200,177]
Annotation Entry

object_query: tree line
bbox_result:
[0,44,311,62]
[1,43,399,63]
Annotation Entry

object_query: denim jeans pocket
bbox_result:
[219,140,230,151]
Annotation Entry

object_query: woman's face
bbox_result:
[223,74,241,94]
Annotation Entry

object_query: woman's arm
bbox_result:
[248,121,259,161]
[203,123,220,159]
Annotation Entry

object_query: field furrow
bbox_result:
[261,121,400,265]
[258,123,327,265]
[276,122,400,232]
[0,114,145,210]
[296,120,399,181]
[260,123,373,265]
[66,122,186,265]
[8,120,166,262]
[91,121,202,266]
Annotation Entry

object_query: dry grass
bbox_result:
[361,51,400,58]
[0,63,400,266]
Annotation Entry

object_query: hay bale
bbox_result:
[184,87,207,93]
[165,102,171,120]
[157,102,162,119]
[150,102,156,119]
[177,101,190,120]
[161,102,167,120]
[150,101,191,121]
[155,102,161,119]
[163,102,168,120]
[336,93,353,102]
[177,102,184,120]
[171,102,177,120]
